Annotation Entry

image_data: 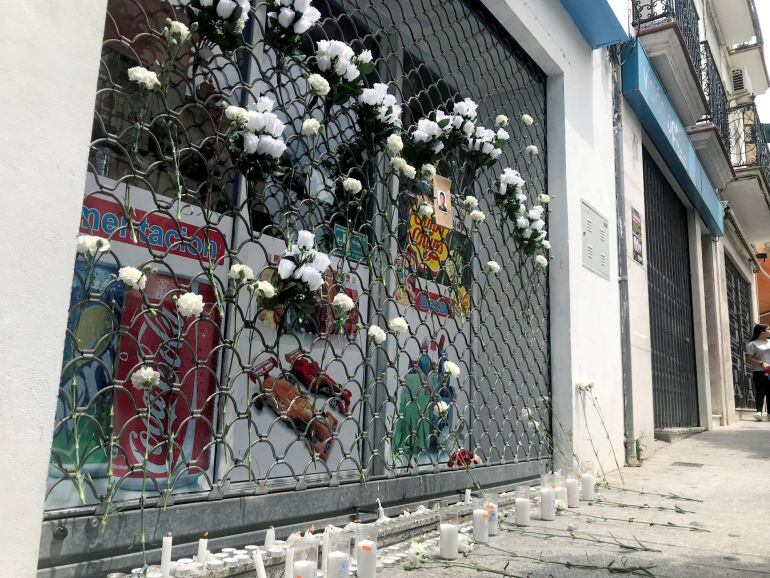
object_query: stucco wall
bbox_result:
[0,2,108,576]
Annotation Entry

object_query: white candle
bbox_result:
[514,498,530,526]
[540,487,555,521]
[464,489,472,504]
[327,551,350,578]
[322,531,330,576]
[566,479,580,508]
[581,473,595,500]
[439,523,458,560]
[254,550,267,578]
[293,559,317,578]
[555,485,568,506]
[356,539,377,578]
[472,508,489,543]
[284,548,294,578]
[161,533,173,578]
[265,527,276,550]
[196,537,208,566]
[486,503,499,536]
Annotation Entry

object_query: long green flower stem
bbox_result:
[561,509,709,532]
[578,390,612,483]
[408,560,525,577]
[498,521,661,553]
[476,542,656,576]
[583,388,625,483]
[590,500,695,514]
[601,484,703,503]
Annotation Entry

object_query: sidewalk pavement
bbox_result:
[381,420,770,577]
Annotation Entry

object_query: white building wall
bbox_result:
[621,102,656,458]
[486,1,626,473]
[0,2,108,577]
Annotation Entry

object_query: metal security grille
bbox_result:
[643,149,699,428]
[41,0,550,573]
[725,257,754,409]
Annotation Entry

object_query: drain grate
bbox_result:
[672,461,704,468]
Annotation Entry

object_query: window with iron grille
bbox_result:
[42,0,550,572]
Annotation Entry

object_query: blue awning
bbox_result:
[622,43,724,236]
[559,0,629,48]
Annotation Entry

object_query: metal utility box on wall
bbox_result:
[581,200,610,279]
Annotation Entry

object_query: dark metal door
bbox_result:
[643,149,699,428]
[725,257,754,408]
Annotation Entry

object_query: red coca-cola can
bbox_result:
[113,273,221,490]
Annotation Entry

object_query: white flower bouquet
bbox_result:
[497,167,549,256]
[306,40,375,105]
[266,230,331,328]
[265,0,321,54]
[355,82,402,146]
[183,0,250,51]
[224,96,288,181]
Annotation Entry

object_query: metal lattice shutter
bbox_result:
[643,149,699,428]
[725,257,754,409]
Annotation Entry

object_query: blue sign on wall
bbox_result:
[622,43,724,236]
[559,0,629,48]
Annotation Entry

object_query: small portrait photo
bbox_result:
[433,174,453,229]
[437,190,448,213]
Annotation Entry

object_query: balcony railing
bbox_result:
[633,0,702,75]
[699,42,730,150]
[729,102,770,180]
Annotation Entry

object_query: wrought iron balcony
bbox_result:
[633,0,702,75]
[699,42,730,151]
[729,102,770,180]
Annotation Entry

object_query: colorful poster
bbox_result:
[632,207,644,265]
[50,259,124,478]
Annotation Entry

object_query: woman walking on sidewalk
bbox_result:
[746,324,770,421]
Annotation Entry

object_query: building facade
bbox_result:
[1,0,768,576]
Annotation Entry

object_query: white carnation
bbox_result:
[297,229,315,249]
[118,266,146,290]
[495,114,509,127]
[469,209,485,223]
[225,105,249,125]
[229,263,255,282]
[418,204,434,218]
[76,235,110,256]
[444,360,461,377]
[165,20,191,44]
[525,144,539,156]
[302,118,321,136]
[251,280,276,298]
[368,325,386,345]
[342,177,362,193]
[535,255,549,268]
[433,400,450,418]
[308,73,330,96]
[463,195,478,209]
[177,292,204,318]
[538,193,551,204]
[387,133,404,154]
[421,163,436,179]
[332,292,355,313]
[485,260,501,274]
[541,239,551,250]
[127,66,160,90]
[388,316,409,333]
[390,156,416,179]
[131,365,160,389]
[295,264,324,291]
[521,114,534,126]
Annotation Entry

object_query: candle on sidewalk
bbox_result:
[161,533,173,578]
[485,493,499,536]
[439,509,459,560]
[265,526,276,550]
[284,547,294,578]
[581,461,596,500]
[254,550,267,578]
[464,489,472,504]
[472,498,489,543]
[554,471,568,507]
[566,468,580,508]
[356,525,378,578]
[326,532,351,578]
[514,485,531,526]
[196,532,208,566]
[540,474,556,521]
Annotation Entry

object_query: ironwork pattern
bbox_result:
[45,0,550,533]
[729,103,770,184]
[633,0,702,75]
[643,148,699,429]
[725,256,754,409]
[699,41,729,150]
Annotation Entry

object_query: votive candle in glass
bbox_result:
[326,532,352,578]
[485,493,499,536]
[472,498,489,543]
[514,485,531,526]
[566,467,580,508]
[439,509,459,560]
[355,525,378,578]
[292,537,318,578]
[540,474,556,521]
[581,461,596,501]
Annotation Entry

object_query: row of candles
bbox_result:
[139,463,596,577]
